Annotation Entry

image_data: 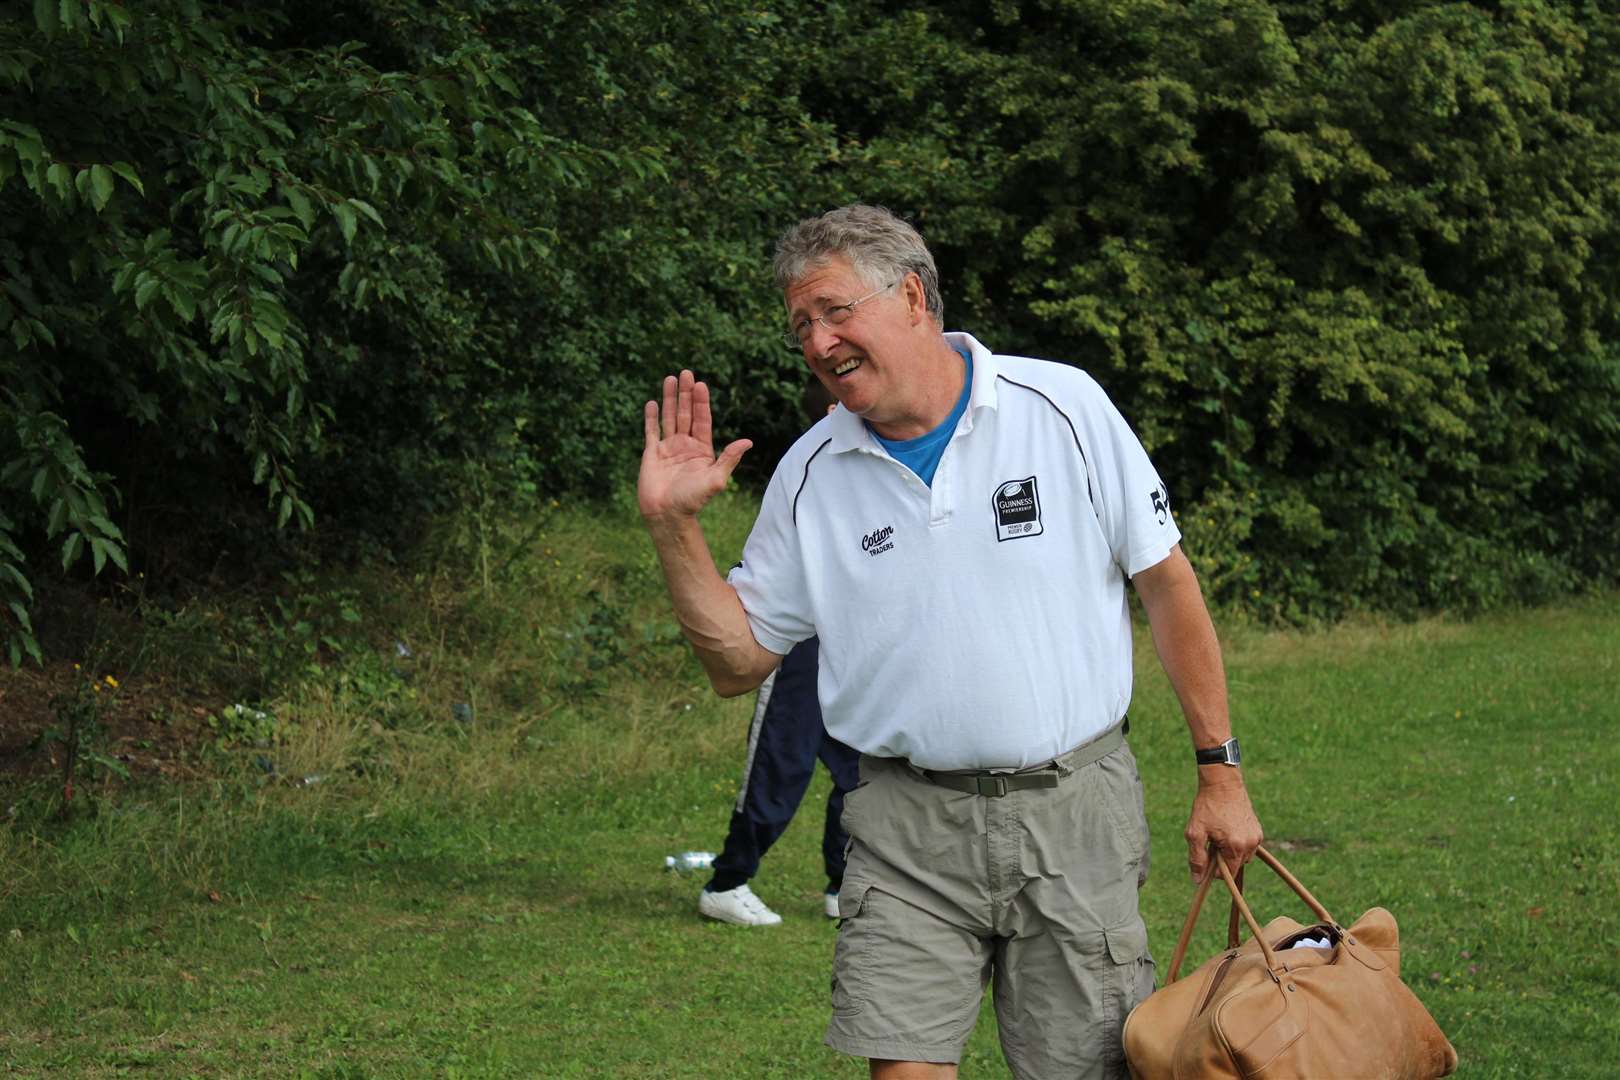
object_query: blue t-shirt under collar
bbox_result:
[870,348,972,487]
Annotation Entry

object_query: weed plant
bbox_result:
[1,489,1617,1076]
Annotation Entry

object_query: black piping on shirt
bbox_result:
[792,437,835,525]
[995,374,1098,509]
[790,380,1102,524]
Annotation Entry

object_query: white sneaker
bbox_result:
[698,884,782,927]
[824,891,840,919]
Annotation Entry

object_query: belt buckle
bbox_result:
[975,774,1008,798]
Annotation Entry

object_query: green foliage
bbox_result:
[259,571,364,684]
[204,702,283,752]
[0,0,640,659]
[827,0,1620,618]
[3,0,1618,650]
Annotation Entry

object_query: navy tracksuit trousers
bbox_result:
[706,636,861,894]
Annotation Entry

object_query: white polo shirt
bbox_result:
[727,332,1180,770]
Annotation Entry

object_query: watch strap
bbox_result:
[1195,737,1241,766]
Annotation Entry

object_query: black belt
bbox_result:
[913,720,1127,798]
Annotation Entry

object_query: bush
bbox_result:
[3,0,1617,665]
[826,0,1620,617]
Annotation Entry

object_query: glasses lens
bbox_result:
[822,304,854,327]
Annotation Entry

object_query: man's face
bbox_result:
[784,255,921,426]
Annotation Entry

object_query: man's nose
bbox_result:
[803,319,840,356]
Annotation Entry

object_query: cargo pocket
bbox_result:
[830,881,875,1016]
[1107,917,1156,1004]
[1103,917,1157,1067]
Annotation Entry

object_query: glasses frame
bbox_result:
[783,278,900,350]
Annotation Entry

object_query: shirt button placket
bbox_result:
[929,452,952,527]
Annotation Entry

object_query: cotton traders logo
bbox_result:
[993,477,1043,542]
[861,524,895,557]
[1150,483,1170,525]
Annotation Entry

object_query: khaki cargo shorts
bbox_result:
[825,733,1155,1079]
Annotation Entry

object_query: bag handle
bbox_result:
[1166,845,1340,983]
[1226,864,1244,950]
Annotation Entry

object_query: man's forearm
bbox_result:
[645,514,778,696]
[1134,549,1237,757]
[1135,546,1264,874]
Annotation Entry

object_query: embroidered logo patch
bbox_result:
[1150,483,1170,525]
[861,524,895,557]
[993,477,1043,541]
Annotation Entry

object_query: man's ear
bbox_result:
[903,272,928,324]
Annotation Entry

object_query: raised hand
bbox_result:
[638,370,753,522]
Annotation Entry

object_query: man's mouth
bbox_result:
[833,357,862,377]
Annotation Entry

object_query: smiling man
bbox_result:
[637,204,1262,1080]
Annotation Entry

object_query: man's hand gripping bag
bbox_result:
[1123,846,1458,1079]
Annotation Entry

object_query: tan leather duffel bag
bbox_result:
[1123,846,1458,1079]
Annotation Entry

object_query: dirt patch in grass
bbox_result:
[0,659,212,789]
[1,580,256,794]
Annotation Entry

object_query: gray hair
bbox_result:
[773,204,944,327]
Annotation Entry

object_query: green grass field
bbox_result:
[2,494,1617,1077]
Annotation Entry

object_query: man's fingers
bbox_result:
[660,375,678,440]
[1186,829,1211,882]
[643,400,660,451]
[676,369,695,438]
[1229,830,1264,865]
[691,378,713,448]
[715,438,753,477]
[647,371,741,475]
[1208,831,1261,876]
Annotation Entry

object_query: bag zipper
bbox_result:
[1195,951,1240,1016]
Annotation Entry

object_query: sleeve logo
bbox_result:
[993,477,1043,542]
[1150,483,1170,525]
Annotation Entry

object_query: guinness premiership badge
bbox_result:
[993,477,1043,542]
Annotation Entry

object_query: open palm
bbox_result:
[638,370,753,520]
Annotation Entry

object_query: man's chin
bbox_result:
[839,396,874,418]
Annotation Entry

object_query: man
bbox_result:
[699,380,861,928]
[638,204,1261,1079]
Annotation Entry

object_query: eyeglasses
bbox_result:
[783,279,899,350]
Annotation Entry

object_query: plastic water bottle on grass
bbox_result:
[664,851,715,873]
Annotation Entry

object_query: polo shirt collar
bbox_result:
[822,331,1004,453]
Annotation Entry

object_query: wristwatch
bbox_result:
[1195,737,1242,766]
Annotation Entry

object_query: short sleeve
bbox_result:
[1070,372,1181,576]
[726,463,816,655]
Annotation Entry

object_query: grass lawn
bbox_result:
[2,496,1616,1076]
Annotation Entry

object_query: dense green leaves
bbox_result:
[861,0,1620,618]
[2,0,1617,663]
[0,0,633,659]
